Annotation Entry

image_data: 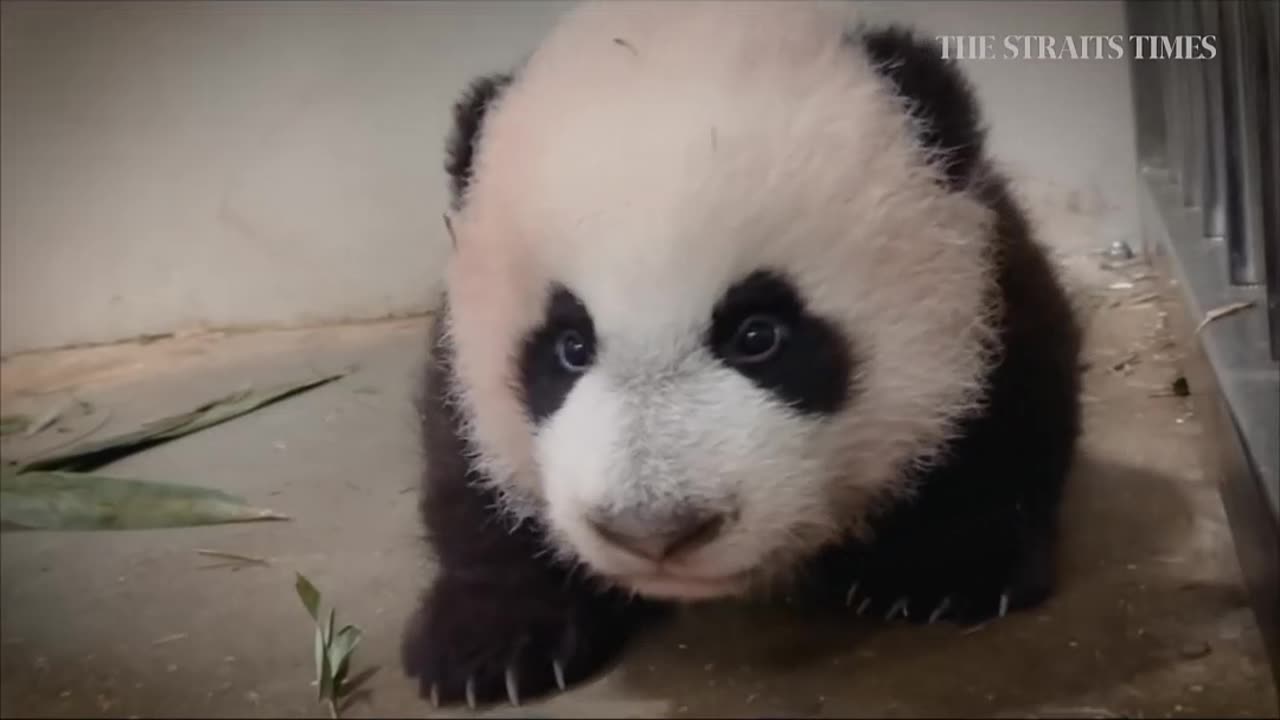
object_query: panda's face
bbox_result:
[524,270,856,599]
[441,0,1001,600]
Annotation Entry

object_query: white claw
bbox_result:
[844,582,860,607]
[430,683,440,708]
[552,659,567,691]
[929,596,952,624]
[885,597,909,620]
[505,665,520,706]
[998,592,1010,618]
[856,597,872,615]
[465,676,476,710]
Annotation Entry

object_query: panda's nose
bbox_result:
[587,509,726,562]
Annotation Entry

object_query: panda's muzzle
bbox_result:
[586,508,727,563]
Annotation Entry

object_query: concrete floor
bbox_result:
[2,255,1278,719]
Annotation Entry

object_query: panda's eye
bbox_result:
[555,329,593,372]
[728,315,787,363]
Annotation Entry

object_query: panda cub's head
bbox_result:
[442,1,1001,601]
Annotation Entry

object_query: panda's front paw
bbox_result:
[401,573,633,709]
[841,576,1040,626]
[839,544,1053,626]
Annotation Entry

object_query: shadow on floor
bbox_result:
[586,453,1255,719]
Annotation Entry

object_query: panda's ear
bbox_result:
[853,26,986,188]
[444,72,514,209]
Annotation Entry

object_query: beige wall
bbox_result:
[0,1,1137,354]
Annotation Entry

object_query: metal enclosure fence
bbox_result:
[1126,0,1280,686]
[1126,0,1279,360]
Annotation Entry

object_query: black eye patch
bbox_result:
[707,270,855,416]
[518,285,597,424]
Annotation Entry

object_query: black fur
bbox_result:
[444,72,513,210]
[707,270,855,416]
[792,26,1081,623]
[855,26,986,189]
[804,167,1082,623]
[518,285,598,424]
[401,309,663,706]
[404,23,1081,709]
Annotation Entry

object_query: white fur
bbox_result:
[538,342,834,597]
[444,1,1001,600]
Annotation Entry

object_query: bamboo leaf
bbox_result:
[315,625,331,701]
[328,625,363,689]
[1195,300,1255,334]
[21,373,346,473]
[19,409,216,473]
[195,548,270,570]
[333,624,362,652]
[0,470,289,531]
[0,415,32,436]
[295,573,322,623]
[26,402,67,437]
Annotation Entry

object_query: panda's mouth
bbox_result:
[609,570,753,601]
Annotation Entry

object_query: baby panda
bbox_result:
[403,0,1082,709]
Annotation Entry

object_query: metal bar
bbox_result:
[1162,3,1185,187]
[1179,0,1206,209]
[1200,0,1230,237]
[1220,0,1268,286]
[1126,0,1166,169]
